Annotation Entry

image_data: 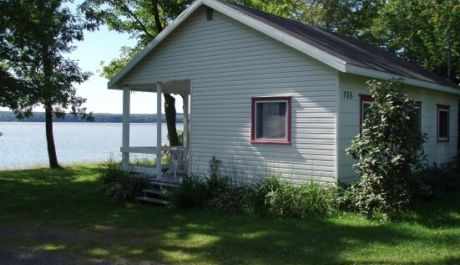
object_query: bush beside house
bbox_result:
[346,79,427,217]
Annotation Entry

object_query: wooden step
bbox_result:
[136,196,169,205]
[142,188,162,196]
[150,180,181,189]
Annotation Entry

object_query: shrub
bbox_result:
[170,158,339,218]
[252,175,283,215]
[346,79,427,217]
[169,175,209,209]
[100,160,148,200]
[206,156,229,198]
[414,161,460,197]
[263,180,338,218]
[208,186,256,214]
[337,183,361,212]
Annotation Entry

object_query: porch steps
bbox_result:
[135,196,169,205]
[135,179,181,206]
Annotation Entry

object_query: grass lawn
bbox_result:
[0,165,459,265]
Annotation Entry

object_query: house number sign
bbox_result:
[343,90,353,100]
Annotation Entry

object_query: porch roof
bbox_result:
[118,79,191,94]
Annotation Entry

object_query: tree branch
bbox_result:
[112,0,154,39]
[151,0,163,32]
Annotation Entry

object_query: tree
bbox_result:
[346,79,426,216]
[371,0,460,83]
[234,0,384,41]
[0,0,94,168]
[80,0,194,146]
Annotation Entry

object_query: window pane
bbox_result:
[413,107,422,133]
[256,102,287,139]
[439,110,449,138]
[362,101,372,124]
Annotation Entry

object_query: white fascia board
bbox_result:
[108,0,204,90]
[345,64,460,95]
[204,0,347,72]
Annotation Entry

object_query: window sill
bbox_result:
[251,139,291,145]
[437,138,450,143]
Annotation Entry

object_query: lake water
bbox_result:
[0,122,183,169]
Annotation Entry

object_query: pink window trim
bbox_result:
[415,101,422,133]
[251,96,292,145]
[437,104,450,142]
[359,94,373,133]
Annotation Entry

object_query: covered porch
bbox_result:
[120,79,191,183]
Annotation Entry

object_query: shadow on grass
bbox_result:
[0,166,459,265]
[404,192,460,229]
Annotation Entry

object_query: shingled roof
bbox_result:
[222,1,457,89]
[109,0,459,93]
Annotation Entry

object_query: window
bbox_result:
[437,104,450,142]
[251,96,291,144]
[413,102,422,133]
[360,94,422,133]
[360,95,373,132]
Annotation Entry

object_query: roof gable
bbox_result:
[109,0,460,94]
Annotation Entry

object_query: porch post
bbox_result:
[156,82,162,178]
[183,93,189,150]
[183,93,190,176]
[122,86,130,170]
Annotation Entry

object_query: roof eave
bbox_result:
[345,64,460,95]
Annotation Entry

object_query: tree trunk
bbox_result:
[151,0,179,146]
[45,102,60,169]
[164,93,180,146]
[447,30,452,80]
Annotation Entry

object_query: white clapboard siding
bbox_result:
[338,73,458,183]
[121,7,338,183]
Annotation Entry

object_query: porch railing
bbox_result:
[120,146,187,177]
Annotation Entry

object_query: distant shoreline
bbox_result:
[0,111,184,123]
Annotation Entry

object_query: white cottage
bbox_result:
[109,0,460,184]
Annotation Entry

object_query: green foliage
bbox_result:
[0,0,95,119]
[262,179,338,218]
[336,183,361,212]
[171,163,338,218]
[371,0,460,82]
[169,175,209,209]
[99,160,148,200]
[99,45,143,79]
[177,130,184,146]
[346,79,427,217]
[414,160,460,198]
[233,0,383,43]
[208,186,256,214]
[206,156,229,198]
